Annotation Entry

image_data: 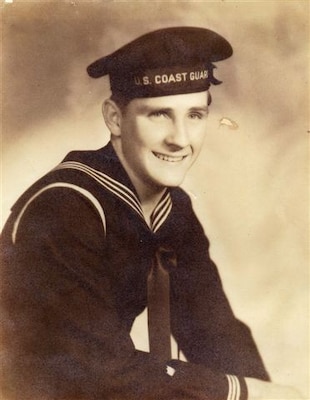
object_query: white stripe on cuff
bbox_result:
[226,374,241,400]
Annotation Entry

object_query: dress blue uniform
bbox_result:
[1,143,269,399]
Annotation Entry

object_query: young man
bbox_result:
[0,27,300,400]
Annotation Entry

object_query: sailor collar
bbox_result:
[57,142,173,233]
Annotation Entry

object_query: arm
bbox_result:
[170,202,269,380]
[170,197,303,399]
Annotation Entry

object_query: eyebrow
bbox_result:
[189,106,209,113]
[137,105,209,114]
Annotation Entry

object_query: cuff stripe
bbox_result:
[226,374,241,400]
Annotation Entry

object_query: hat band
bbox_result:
[110,64,218,98]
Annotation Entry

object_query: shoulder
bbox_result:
[170,187,193,207]
[167,187,204,235]
[11,147,109,214]
[10,185,106,246]
[3,148,111,245]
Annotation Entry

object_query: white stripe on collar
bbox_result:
[151,191,172,233]
[12,182,106,244]
[55,161,144,219]
[55,161,172,233]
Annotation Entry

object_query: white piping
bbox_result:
[12,182,106,244]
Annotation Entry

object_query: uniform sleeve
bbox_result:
[170,200,270,382]
[1,188,240,400]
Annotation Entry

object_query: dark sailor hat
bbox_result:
[87,27,233,99]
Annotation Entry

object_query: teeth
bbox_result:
[154,152,185,162]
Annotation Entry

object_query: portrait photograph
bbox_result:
[1,1,309,399]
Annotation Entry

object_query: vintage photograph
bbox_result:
[1,1,309,399]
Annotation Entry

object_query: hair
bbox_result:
[110,92,132,112]
[207,91,212,106]
[110,90,212,113]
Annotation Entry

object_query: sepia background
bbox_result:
[1,1,309,397]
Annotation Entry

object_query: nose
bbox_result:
[164,118,189,149]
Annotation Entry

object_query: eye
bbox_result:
[149,110,169,119]
[188,110,208,120]
[188,112,203,120]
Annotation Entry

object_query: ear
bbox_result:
[102,99,122,136]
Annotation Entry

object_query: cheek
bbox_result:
[134,123,162,149]
[121,123,144,151]
[125,120,148,144]
[191,128,207,151]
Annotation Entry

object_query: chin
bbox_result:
[158,176,185,188]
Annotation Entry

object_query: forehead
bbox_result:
[128,91,209,112]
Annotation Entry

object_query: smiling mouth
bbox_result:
[153,152,188,162]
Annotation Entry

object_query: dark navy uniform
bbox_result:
[1,142,269,400]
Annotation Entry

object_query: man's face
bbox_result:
[115,91,209,194]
